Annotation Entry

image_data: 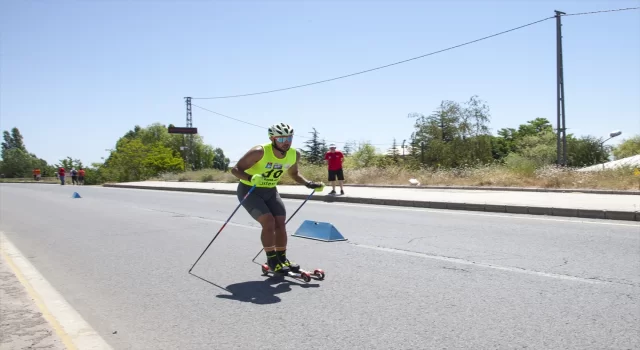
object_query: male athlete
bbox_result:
[231,122,325,274]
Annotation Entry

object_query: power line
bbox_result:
[190,6,639,100]
[192,104,266,130]
[191,16,553,100]
[560,6,640,16]
[191,103,394,146]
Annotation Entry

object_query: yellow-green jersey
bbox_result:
[239,142,297,188]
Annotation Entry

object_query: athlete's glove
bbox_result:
[249,174,263,186]
[305,181,325,192]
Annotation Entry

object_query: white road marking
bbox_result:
[136,207,260,230]
[0,232,113,350]
[350,243,615,285]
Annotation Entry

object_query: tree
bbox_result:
[191,143,215,170]
[143,143,185,175]
[512,127,556,166]
[343,141,355,156]
[56,156,84,170]
[490,118,556,163]
[105,122,229,172]
[408,96,493,168]
[351,142,378,167]
[10,128,26,151]
[105,138,184,182]
[612,135,640,159]
[491,128,518,161]
[2,128,27,154]
[2,131,12,152]
[0,127,54,178]
[566,135,609,167]
[0,148,35,177]
[387,138,400,162]
[320,138,329,157]
[516,118,553,138]
[212,147,230,171]
[302,128,324,164]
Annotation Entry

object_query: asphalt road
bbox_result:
[1,183,639,349]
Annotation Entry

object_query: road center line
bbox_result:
[350,243,632,285]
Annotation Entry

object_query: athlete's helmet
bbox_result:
[268,122,294,137]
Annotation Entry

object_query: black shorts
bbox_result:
[237,182,286,220]
[328,168,344,181]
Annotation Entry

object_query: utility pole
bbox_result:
[169,98,198,170]
[185,97,193,170]
[555,10,568,166]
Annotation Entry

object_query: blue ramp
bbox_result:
[292,220,347,242]
[72,192,82,199]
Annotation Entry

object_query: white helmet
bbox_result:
[268,122,294,137]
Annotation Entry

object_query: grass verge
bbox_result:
[154,164,640,191]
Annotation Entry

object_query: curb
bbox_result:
[0,181,58,185]
[162,180,640,195]
[103,184,640,222]
[342,184,640,195]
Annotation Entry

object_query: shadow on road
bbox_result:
[189,271,319,304]
[216,276,320,304]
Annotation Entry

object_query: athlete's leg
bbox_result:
[236,183,289,273]
[267,190,300,272]
[274,215,287,253]
[255,214,276,249]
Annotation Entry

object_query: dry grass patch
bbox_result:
[153,164,639,191]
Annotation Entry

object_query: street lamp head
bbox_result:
[609,130,622,138]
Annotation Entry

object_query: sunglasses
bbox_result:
[275,136,293,143]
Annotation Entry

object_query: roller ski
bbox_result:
[261,254,324,283]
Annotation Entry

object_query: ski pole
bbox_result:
[251,188,316,263]
[189,184,256,273]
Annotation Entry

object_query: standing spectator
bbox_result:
[70,168,78,185]
[35,168,41,181]
[32,168,37,181]
[324,143,345,195]
[78,168,85,185]
[58,167,65,185]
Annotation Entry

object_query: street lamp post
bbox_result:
[600,130,622,169]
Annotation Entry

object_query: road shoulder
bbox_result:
[0,232,113,350]
[0,248,68,349]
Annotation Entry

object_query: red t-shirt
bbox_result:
[324,151,344,170]
[59,168,65,176]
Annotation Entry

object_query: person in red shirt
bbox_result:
[78,168,86,185]
[324,143,345,195]
[58,167,65,185]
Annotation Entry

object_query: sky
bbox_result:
[1,0,639,166]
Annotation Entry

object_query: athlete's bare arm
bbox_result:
[287,149,311,185]
[231,146,264,181]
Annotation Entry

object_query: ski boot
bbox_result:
[277,251,300,273]
[268,259,289,274]
[281,257,300,273]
